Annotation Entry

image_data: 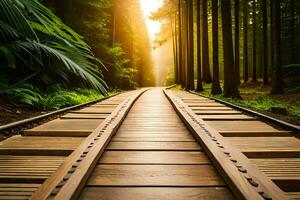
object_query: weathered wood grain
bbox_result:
[80,187,234,200]
[165,89,288,199]
[99,151,209,164]
[87,164,225,186]
[0,136,83,155]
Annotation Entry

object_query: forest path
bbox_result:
[79,88,234,199]
[0,88,297,199]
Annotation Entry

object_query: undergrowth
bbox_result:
[212,94,300,117]
[173,84,300,118]
[0,84,115,111]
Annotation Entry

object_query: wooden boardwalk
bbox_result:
[0,88,299,199]
[79,89,233,199]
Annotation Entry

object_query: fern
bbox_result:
[0,0,108,94]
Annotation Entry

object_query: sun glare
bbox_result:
[140,0,164,41]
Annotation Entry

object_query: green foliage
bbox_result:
[192,83,300,119]
[165,67,175,86]
[1,84,43,107]
[56,89,104,106]
[216,95,300,118]
[105,44,137,89]
[0,83,104,110]
[0,0,107,93]
[44,0,143,89]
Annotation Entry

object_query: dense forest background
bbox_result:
[0,0,154,114]
[43,0,155,89]
[153,0,300,91]
[1,0,300,125]
[152,0,300,124]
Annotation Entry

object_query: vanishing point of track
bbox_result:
[0,88,299,200]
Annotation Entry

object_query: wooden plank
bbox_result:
[117,127,188,131]
[87,164,225,186]
[0,156,64,183]
[199,114,255,120]
[23,130,91,137]
[251,158,300,191]
[119,124,186,128]
[0,184,40,189]
[111,137,195,142]
[186,103,226,107]
[195,110,242,115]
[0,196,31,199]
[125,114,180,118]
[0,136,83,156]
[0,155,65,161]
[181,98,214,102]
[220,130,293,137]
[99,151,210,164]
[120,119,183,123]
[89,105,117,108]
[192,107,233,110]
[113,133,191,138]
[30,90,146,200]
[0,183,40,200]
[60,113,109,119]
[206,121,278,132]
[228,137,300,158]
[91,102,119,104]
[165,89,288,199]
[23,119,103,136]
[107,141,201,151]
[116,130,189,134]
[80,187,234,200]
[121,122,185,126]
[71,107,114,114]
[286,192,300,200]
[179,96,209,100]
[183,101,215,104]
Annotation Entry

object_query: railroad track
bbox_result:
[0,88,299,199]
[0,92,122,139]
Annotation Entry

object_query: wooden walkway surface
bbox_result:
[79,89,233,200]
[0,88,299,199]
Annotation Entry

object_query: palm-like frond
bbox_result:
[0,0,37,40]
[0,20,22,41]
[7,40,107,93]
[15,0,91,53]
[0,0,108,94]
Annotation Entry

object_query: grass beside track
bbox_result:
[172,83,300,126]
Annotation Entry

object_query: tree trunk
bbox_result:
[252,0,257,82]
[270,0,274,73]
[181,0,187,88]
[202,0,212,83]
[234,0,240,84]
[271,0,283,94]
[290,0,295,63]
[178,0,183,85]
[211,0,222,94]
[186,0,195,90]
[243,0,249,83]
[174,11,179,84]
[262,0,269,85]
[196,0,203,91]
[171,13,178,84]
[221,0,240,98]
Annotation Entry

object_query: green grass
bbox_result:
[173,84,300,119]
[0,84,120,111]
